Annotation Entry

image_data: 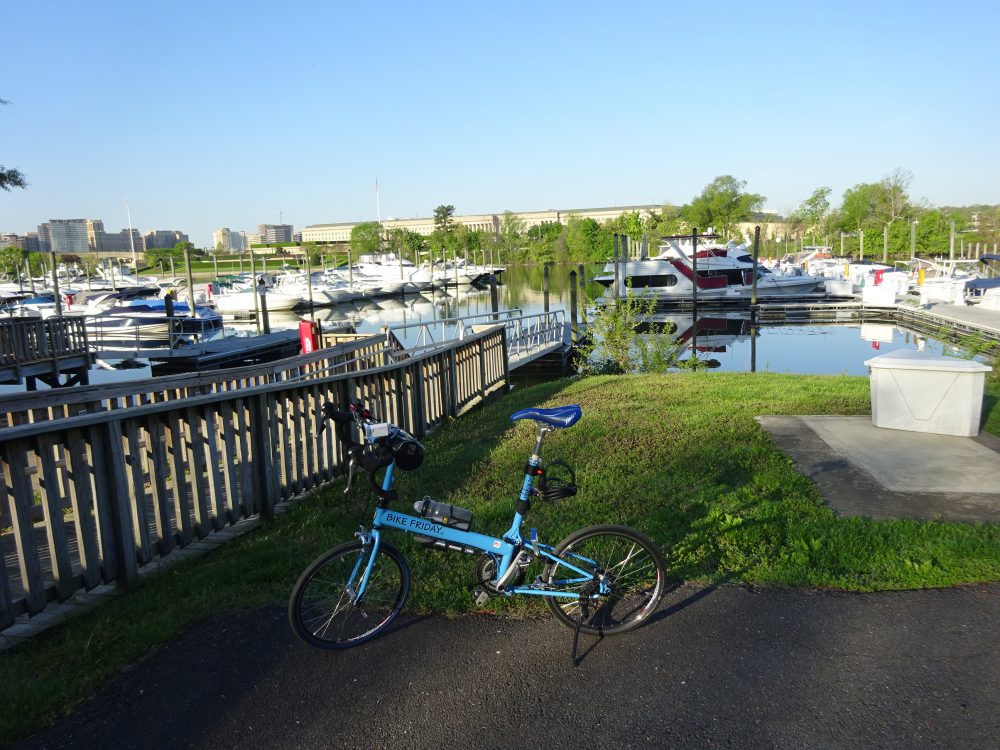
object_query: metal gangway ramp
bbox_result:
[385,308,568,369]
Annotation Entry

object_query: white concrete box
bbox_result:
[861,283,897,307]
[864,350,993,437]
[824,279,854,296]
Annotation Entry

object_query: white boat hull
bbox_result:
[214,291,303,313]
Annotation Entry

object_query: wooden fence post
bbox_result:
[250,393,277,519]
[2,440,47,613]
[478,337,487,401]
[97,421,139,587]
[448,348,459,417]
[500,325,511,390]
[412,360,427,437]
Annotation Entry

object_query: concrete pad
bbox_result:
[757,415,1000,523]
[805,416,1000,493]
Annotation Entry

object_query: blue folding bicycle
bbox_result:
[288,400,667,649]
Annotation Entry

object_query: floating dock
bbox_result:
[146,330,304,374]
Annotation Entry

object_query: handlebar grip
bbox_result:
[323,402,355,424]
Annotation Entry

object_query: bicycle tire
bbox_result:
[542,524,666,636]
[288,539,410,649]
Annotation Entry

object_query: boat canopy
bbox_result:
[965,277,1000,291]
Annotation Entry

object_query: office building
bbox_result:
[38,219,90,254]
[258,224,293,243]
[144,230,189,249]
[213,227,248,253]
[301,205,663,243]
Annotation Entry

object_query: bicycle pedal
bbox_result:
[473,587,490,607]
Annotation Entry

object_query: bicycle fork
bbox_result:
[349,528,381,607]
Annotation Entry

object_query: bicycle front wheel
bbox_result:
[288,539,410,649]
[542,524,666,636]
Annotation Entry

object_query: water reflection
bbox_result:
[0,265,983,396]
[227,266,975,377]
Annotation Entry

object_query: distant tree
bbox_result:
[349,221,383,257]
[523,221,565,263]
[79,254,99,276]
[794,187,831,245]
[682,176,765,239]
[386,227,426,264]
[1,98,27,191]
[496,210,526,262]
[606,211,645,243]
[145,243,188,268]
[301,241,321,265]
[564,216,606,262]
[644,205,685,239]
[831,182,880,256]
[873,168,913,240]
[0,245,23,274]
[433,204,456,234]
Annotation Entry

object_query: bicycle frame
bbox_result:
[351,462,603,603]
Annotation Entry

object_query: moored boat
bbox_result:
[596,235,825,299]
[86,298,223,348]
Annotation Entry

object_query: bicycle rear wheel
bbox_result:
[288,539,410,649]
[542,524,666,636]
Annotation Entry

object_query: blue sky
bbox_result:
[2,1,998,247]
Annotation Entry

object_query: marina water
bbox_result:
[0,264,985,394]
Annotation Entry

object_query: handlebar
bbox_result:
[317,400,424,500]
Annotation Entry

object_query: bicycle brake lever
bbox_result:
[344,457,357,494]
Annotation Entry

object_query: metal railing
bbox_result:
[387,308,567,366]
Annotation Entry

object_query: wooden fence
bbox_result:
[0,331,397,428]
[0,324,508,629]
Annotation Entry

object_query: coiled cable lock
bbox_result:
[537,460,578,501]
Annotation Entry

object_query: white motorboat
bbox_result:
[356,254,435,292]
[595,235,825,299]
[85,298,223,348]
[213,289,304,314]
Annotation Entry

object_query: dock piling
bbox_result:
[613,233,620,302]
[50,250,63,317]
[184,245,196,313]
[164,292,177,348]
[305,250,314,311]
[751,226,760,307]
[258,278,271,334]
[543,263,550,313]
[489,275,499,321]
[569,270,579,345]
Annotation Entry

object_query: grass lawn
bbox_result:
[2,372,999,746]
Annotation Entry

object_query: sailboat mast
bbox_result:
[125,197,137,274]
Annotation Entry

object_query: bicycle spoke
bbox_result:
[290,542,410,648]
[544,527,665,635]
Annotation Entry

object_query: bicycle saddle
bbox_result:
[510,405,582,428]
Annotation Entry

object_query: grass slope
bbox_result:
[2,373,999,746]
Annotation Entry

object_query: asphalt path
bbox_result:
[15,582,1000,750]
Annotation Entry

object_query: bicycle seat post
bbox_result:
[530,424,553,465]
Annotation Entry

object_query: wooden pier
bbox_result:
[0,318,93,389]
[147,330,305,374]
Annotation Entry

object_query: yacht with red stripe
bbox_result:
[595,234,824,298]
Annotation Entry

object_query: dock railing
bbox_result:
[387,309,566,367]
[0,325,508,629]
[0,332,396,428]
[0,317,91,384]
